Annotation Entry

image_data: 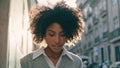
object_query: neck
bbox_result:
[44,47,63,58]
[44,47,63,66]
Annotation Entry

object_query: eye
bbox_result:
[60,32,65,37]
[48,32,54,37]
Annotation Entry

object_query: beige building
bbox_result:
[0,0,37,68]
[0,0,10,68]
[69,0,120,65]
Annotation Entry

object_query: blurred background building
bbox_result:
[0,0,36,68]
[68,0,120,66]
[0,0,120,68]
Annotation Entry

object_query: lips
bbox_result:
[53,44,62,47]
[52,46,62,50]
[51,44,63,51]
[53,47,61,49]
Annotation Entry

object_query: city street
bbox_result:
[0,0,120,68]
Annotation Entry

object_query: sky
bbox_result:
[37,0,77,8]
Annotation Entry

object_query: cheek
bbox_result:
[45,36,52,43]
[60,38,67,43]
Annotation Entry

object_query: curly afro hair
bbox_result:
[29,1,84,45]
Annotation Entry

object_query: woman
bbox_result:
[20,1,84,68]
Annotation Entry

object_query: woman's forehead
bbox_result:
[46,23,64,32]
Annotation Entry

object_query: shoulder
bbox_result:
[20,53,33,62]
[20,48,43,62]
[20,53,33,68]
[64,48,82,62]
[68,51,82,61]
[67,51,83,67]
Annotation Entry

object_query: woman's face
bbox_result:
[45,23,67,53]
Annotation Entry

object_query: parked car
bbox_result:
[110,62,120,68]
[88,62,99,68]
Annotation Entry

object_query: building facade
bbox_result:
[0,0,37,68]
[69,0,120,65]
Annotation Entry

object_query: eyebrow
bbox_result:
[47,29,64,33]
[47,30,55,33]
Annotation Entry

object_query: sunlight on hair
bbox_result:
[37,0,77,8]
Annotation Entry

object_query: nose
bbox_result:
[55,35,60,44]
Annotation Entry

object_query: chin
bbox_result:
[52,48,63,53]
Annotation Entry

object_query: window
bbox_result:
[87,5,92,17]
[99,0,106,11]
[103,0,106,9]
[95,7,99,16]
[112,0,117,6]
[98,1,102,10]
[113,16,119,29]
[82,0,87,5]
[96,26,98,36]
[101,48,104,62]
[83,7,88,20]
[115,45,120,61]
[103,20,108,32]
[108,46,111,63]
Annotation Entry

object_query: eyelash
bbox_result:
[60,33,65,37]
[49,33,54,37]
[48,33,65,37]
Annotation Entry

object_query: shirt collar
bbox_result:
[32,47,74,61]
[62,47,74,61]
[32,47,45,59]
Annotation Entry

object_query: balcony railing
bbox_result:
[87,41,93,50]
[83,44,87,50]
[88,25,93,33]
[82,14,87,21]
[87,41,91,48]
[90,0,97,7]
[109,27,120,40]
[100,7,107,17]
[93,16,99,25]
[102,31,109,39]
[94,36,100,43]
[80,0,88,9]
[87,7,92,17]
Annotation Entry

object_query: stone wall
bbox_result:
[0,0,10,68]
